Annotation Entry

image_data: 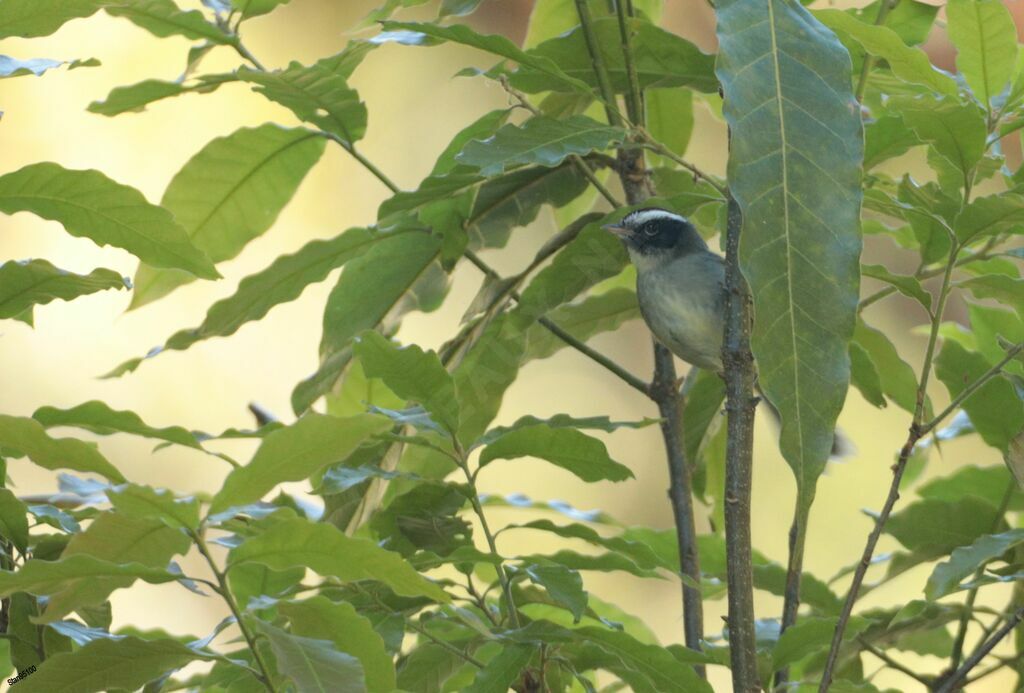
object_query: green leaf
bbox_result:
[571,626,711,693]
[0,554,178,598]
[0,163,218,279]
[131,124,326,308]
[936,340,1024,451]
[849,341,885,408]
[0,489,29,553]
[890,96,987,184]
[88,75,233,116]
[430,109,511,176]
[32,400,202,450]
[926,528,1024,599]
[27,636,217,692]
[861,264,931,311]
[279,597,396,692]
[771,616,870,669]
[958,275,1024,316]
[109,227,390,376]
[946,0,1018,107]
[525,564,587,622]
[0,0,103,38]
[0,259,127,318]
[456,115,625,176]
[952,193,1024,244]
[863,114,923,169]
[521,287,640,363]
[682,369,726,475]
[887,496,1006,558]
[0,414,124,482]
[210,413,390,514]
[646,88,694,163]
[512,17,717,94]
[717,0,863,511]
[465,643,534,693]
[377,20,591,94]
[103,0,231,44]
[38,513,190,622]
[0,55,98,79]
[354,332,459,435]
[106,484,200,531]
[477,414,657,448]
[229,515,448,601]
[232,0,292,19]
[479,424,633,483]
[294,232,442,413]
[238,62,366,145]
[251,619,365,693]
[815,9,957,96]
[860,0,938,46]
[919,464,1022,509]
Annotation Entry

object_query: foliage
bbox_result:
[0,0,1022,691]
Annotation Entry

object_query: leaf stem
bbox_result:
[634,136,728,197]
[854,0,898,102]
[858,637,934,687]
[230,36,267,72]
[934,607,1024,693]
[316,130,402,193]
[775,504,809,688]
[191,531,278,693]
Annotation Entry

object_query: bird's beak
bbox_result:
[602,223,630,238]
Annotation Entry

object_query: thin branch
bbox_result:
[635,135,729,197]
[858,638,934,687]
[964,653,1024,686]
[316,130,401,193]
[934,607,1024,693]
[854,0,898,101]
[230,36,267,71]
[573,0,624,127]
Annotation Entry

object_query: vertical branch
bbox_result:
[775,505,809,687]
[721,194,759,692]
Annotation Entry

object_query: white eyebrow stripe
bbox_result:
[624,209,686,226]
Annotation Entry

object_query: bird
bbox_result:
[603,207,850,457]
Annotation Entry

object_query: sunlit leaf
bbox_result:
[861,264,931,312]
[88,75,234,116]
[958,275,1024,316]
[887,496,1006,558]
[480,424,633,483]
[106,483,201,531]
[0,414,124,482]
[232,0,291,19]
[465,644,534,693]
[891,96,987,185]
[525,564,587,622]
[521,287,640,363]
[0,554,179,599]
[946,0,1018,107]
[0,55,98,79]
[0,0,103,38]
[32,400,202,450]
[0,260,127,318]
[103,0,231,44]
[926,528,1024,599]
[251,619,365,693]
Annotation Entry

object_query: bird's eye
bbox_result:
[643,226,658,236]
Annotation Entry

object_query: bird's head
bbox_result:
[602,208,707,260]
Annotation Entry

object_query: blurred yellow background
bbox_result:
[0,1,1017,690]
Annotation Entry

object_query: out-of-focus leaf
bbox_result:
[0,414,124,482]
[849,342,886,408]
[251,619,365,693]
[0,489,29,553]
[816,10,957,96]
[936,340,1024,450]
[232,0,291,19]
[647,88,694,163]
[32,400,202,450]
[946,0,1018,107]
[771,616,870,670]
[683,369,726,471]
[465,643,534,693]
[210,413,389,514]
[953,193,1024,244]
[238,62,366,145]
[0,260,127,318]
[852,319,920,415]
[891,96,987,184]
[0,55,98,78]
[863,115,923,169]
[0,163,217,278]
[571,626,711,692]
[456,115,625,176]
[376,20,591,93]
[106,484,200,531]
[479,424,633,482]
[0,0,103,38]
[132,124,326,308]
[926,528,1024,599]
[525,564,587,622]
[87,75,234,116]
[103,0,231,43]
[431,110,510,176]
[919,465,1022,509]
[39,513,190,622]
[280,596,396,692]
[0,554,179,599]
[1006,430,1024,489]
[854,0,938,46]
[25,636,217,692]
[439,0,483,17]
[477,414,656,448]
[861,264,931,311]
[717,0,863,512]
[512,18,716,94]
[886,496,1006,558]
[521,287,640,362]
[229,515,448,600]
[354,332,459,435]
[958,275,1024,316]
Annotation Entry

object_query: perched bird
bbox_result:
[603,207,850,457]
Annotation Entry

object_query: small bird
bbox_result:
[603,207,850,457]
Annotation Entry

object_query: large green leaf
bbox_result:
[232,0,292,19]
[890,95,987,186]
[456,115,624,176]
[521,287,640,363]
[525,563,588,622]
[102,0,231,43]
[106,483,201,531]
[0,0,103,38]
[238,62,366,145]
[26,636,217,693]
[512,17,717,94]
[0,554,178,599]
[293,231,442,413]
[131,124,326,308]
[108,228,390,377]
[946,0,1018,107]
[279,597,396,692]
[39,512,190,621]
[886,496,1006,558]
[958,275,1024,315]
[251,619,365,693]
[0,414,124,482]
[953,193,1024,244]
[354,332,459,435]
[815,9,957,96]
[210,413,390,513]
[716,0,863,510]
[0,259,127,318]
[32,400,203,450]
[0,163,218,279]
[479,424,633,483]
[88,75,234,116]
[936,340,1024,451]
[926,528,1024,599]
[465,644,534,693]
[229,515,448,601]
